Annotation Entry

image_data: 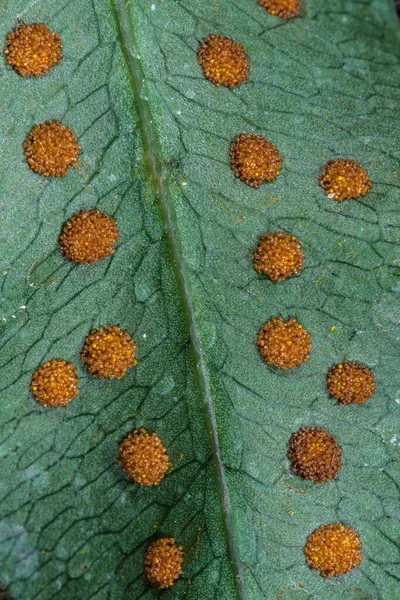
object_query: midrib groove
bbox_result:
[112,2,247,599]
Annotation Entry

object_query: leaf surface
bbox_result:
[1,1,400,599]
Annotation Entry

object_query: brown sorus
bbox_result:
[30,359,79,407]
[60,210,119,264]
[257,317,312,370]
[198,34,249,88]
[327,361,376,405]
[259,0,301,18]
[119,428,170,486]
[4,22,62,77]
[145,538,184,589]
[319,159,372,201]
[24,120,81,178]
[304,523,363,577]
[81,326,137,380]
[288,426,342,483]
[254,232,304,281]
[230,133,282,188]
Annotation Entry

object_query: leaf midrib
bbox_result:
[112,2,247,598]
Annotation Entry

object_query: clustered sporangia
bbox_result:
[288,426,342,483]
[253,232,305,281]
[4,22,63,77]
[230,133,282,187]
[24,120,81,177]
[257,317,312,369]
[259,0,302,19]
[59,209,120,264]
[327,361,376,405]
[304,523,363,577]
[30,359,80,408]
[81,326,137,379]
[14,6,377,588]
[319,159,372,201]
[145,538,184,589]
[118,429,170,486]
[198,34,249,88]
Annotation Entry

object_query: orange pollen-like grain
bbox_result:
[119,428,170,486]
[304,523,363,577]
[319,159,371,201]
[230,133,282,188]
[198,34,249,88]
[81,326,137,380]
[327,361,376,405]
[24,120,81,178]
[30,359,79,407]
[144,538,184,589]
[257,317,312,370]
[253,232,305,281]
[288,426,342,483]
[4,22,63,77]
[59,209,120,264]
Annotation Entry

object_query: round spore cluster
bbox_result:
[253,232,305,281]
[259,0,301,18]
[145,538,184,589]
[60,209,119,264]
[288,426,342,483]
[327,361,376,405]
[118,429,170,486]
[30,359,79,407]
[257,317,312,370]
[198,34,249,88]
[81,326,137,380]
[304,523,363,578]
[230,133,282,187]
[4,22,62,77]
[24,120,81,177]
[319,159,371,201]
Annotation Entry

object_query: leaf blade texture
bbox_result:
[0,1,399,599]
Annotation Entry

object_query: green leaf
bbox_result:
[1,1,399,599]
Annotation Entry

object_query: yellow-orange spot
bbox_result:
[289,426,342,483]
[257,317,312,370]
[60,210,119,264]
[198,34,249,88]
[230,133,282,188]
[4,22,62,77]
[319,159,371,201]
[253,232,304,281]
[24,120,81,178]
[118,428,170,486]
[81,326,137,380]
[30,359,79,407]
[327,361,376,405]
[144,538,184,589]
[304,523,362,577]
